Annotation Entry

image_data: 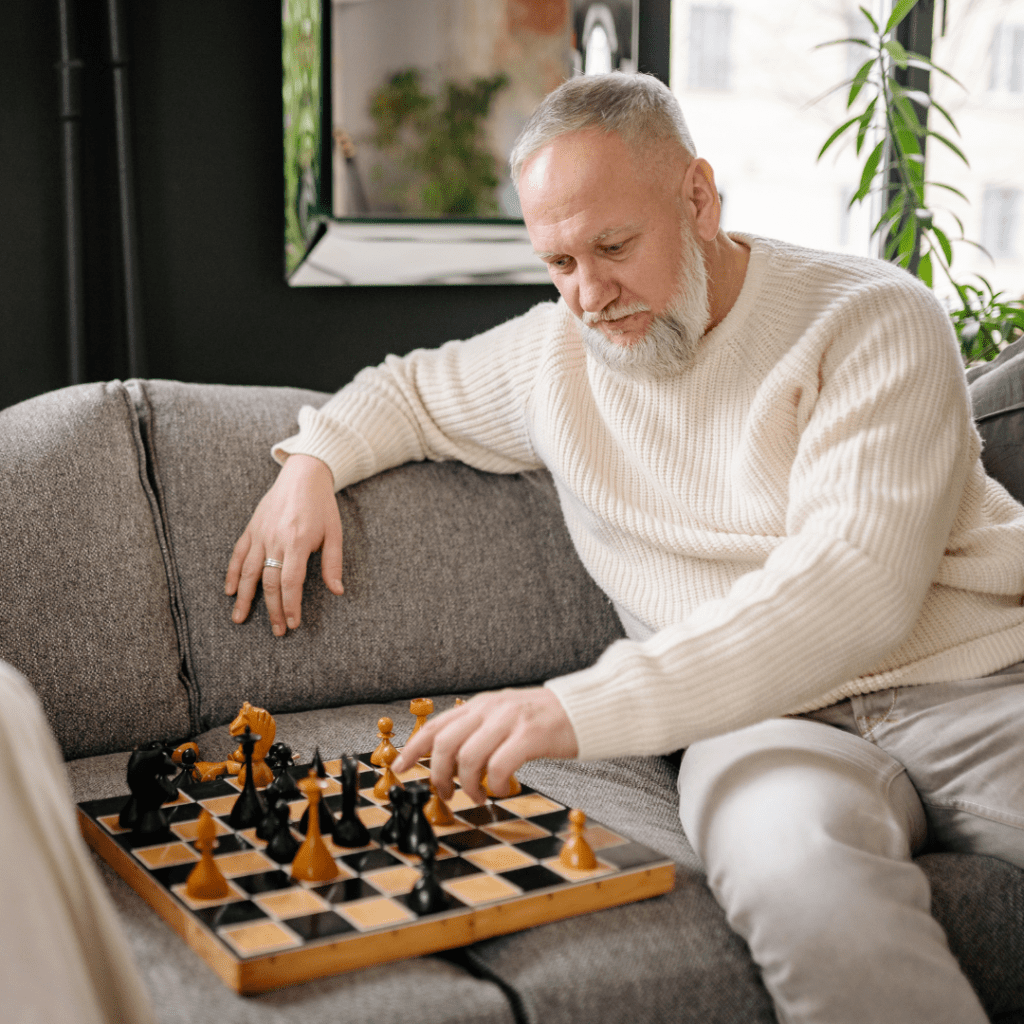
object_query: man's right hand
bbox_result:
[224,454,344,636]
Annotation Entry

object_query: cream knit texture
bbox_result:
[274,235,1024,760]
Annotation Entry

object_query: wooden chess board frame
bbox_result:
[78,753,675,994]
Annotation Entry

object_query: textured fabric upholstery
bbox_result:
[0,382,192,758]
[131,379,624,733]
[969,340,1024,505]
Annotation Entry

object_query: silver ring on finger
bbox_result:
[263,558,284,570]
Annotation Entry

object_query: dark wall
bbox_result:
[1,0,670,412]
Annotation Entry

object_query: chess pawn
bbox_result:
[560,808,597,870]
[265,800,301,864]
[291,773,339,882]
[373,741,402,801]
[186,810,230,900]
[379,785,408,847]
[423,782,455,827]
[408,697,433,740]
[370,717,398,768]
[482,770,522,799]
[409,841,447,915]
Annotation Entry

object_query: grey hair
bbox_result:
[509,73,697,184]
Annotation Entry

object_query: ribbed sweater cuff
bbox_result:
[271,405,378,492]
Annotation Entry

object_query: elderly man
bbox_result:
[227,74,1024,1023]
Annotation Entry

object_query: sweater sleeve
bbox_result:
[546,279,976,759]
[272,302,561,489]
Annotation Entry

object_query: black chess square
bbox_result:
[433,857,482,881]
[499,865,564,892]
[235,870,295,895]
[165,802,204,823]
[150,862,198,888]
[185,779,238,799]
[358,770,377,789]
[342,848,400,873]
[315,878,379,903]
[457,805,515,827]
[441,829,500,852]
[192,832,250,855]
[79,795,131,818]
[116,828,175,851]
[600,842,666,870]
[516,835,564,860]
[194,899,267,929]
[285,911,356,941]
[530,808,571,833]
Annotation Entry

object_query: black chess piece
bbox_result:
[170,746,200,791]
[399,780,437,858]
[409,841,447,915]
[264,799,300,864]
[266,741,295,772]
[298,784,336,835]
[332,753,370,848]
[264,766,300,804]
[380,784,408,847]
[311,746,327,778]
[228,726,266,830]
[121,742,179,836]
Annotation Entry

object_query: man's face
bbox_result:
[519,129,710,376]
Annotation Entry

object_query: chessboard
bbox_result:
[77,730,675,994]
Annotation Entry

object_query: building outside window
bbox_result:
[989,22,1024,93]
[688,5,733,90]
[981,186,1022,258]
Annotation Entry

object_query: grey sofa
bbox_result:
[1,367,1023,1024]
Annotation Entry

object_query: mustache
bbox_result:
[581,301,652,326]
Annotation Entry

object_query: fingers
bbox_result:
[231,536,266,624]
[224,531,249,597]
[321,514,345,596]
[279,553,310,632]
[261,558,287,637]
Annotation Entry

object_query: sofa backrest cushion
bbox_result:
[968,340,1024,504]
[0,383,194,758]
[133,380,624,732]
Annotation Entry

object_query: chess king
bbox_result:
[226,73,1024,1024]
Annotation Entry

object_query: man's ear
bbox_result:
[683,158,721,241]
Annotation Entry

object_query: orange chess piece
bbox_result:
[423,782,455,826]
[371,717,398,767]
[291,772,340,882]
[408,698,434,740]
[226,702,276,787]
[373,741,402,801]
[186,810,230,900]
[560,808,597,870]
[482,771,522,798]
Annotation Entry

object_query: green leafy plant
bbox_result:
[369,68,509,217]
[817,0,1023,363]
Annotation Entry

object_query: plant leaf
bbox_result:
[929,98,960,134]
[856,96,878,152]
[903,57,965,88]
[816,36,874,50]
[855,140,885,201]
[928,130,970,166]
[926,181,969,202]
[885,0,920,34]
[883,39,909,69]
[818,114,862,159]
[859,5,880,32]
[918,251,933,287]
[848,58,876,106]
[932,224,954,264]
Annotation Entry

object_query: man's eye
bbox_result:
[604,243,623,253]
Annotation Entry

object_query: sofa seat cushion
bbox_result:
[0,382,192,758]
[66,696,1024,1024]
[131,380,624,733]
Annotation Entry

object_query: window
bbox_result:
[981,186,1022,258]
[989,23,1024,93]
[688,5,733,90]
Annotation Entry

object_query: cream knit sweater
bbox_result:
[275,234,1024,760]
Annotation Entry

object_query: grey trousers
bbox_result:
[0,661,156,1024]
[678,660,1024,1024]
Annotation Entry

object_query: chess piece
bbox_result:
[332,753,370,848]
[408,697,433,740]
[399,781,437,858]
[298,781,336,835]
[380,784,408,847]
[266,741,295,772]
[264,799,301,864]
[121,742,178,835]
[291,772,339,882]
[373,739,402,801]
[423,782,455,827]
[264,766,300,804]
[408,841,447,915]
[311,746,327,779]
[482,770,522,798]
[370,717,398,767]
[170,745,201,790]
[228,726,267,830]
[560,808,597,870]
[186,810,230,900]
[227,702,276,787]
[454,698,466,707]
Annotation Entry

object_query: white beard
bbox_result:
[580,223,711,381]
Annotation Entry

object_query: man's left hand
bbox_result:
[392,687,578,804]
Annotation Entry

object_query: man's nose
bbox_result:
[576,262,618,315]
